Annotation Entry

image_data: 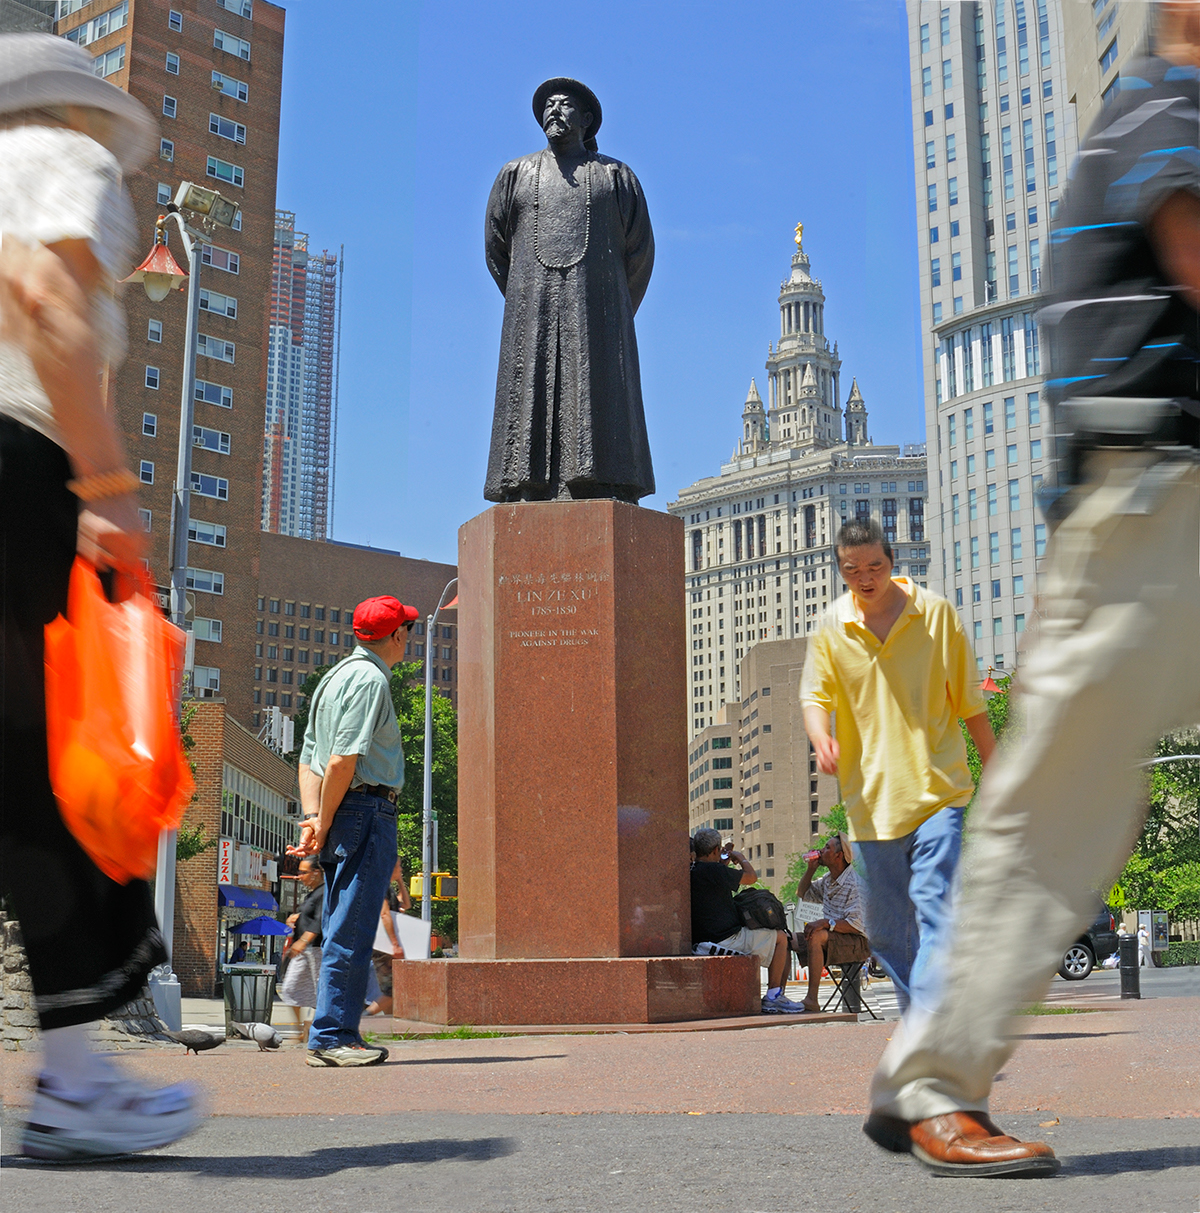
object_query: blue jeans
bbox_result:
[854,804,964,1014]
[309,791,397,1050]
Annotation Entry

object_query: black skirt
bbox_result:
[0,417,165,1030]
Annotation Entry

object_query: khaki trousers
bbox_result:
[871,451,1200,1121]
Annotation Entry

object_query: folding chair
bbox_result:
[821,961,877,1017]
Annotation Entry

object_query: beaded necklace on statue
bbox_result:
[534,149,591,270]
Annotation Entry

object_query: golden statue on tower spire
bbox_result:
[794,221,803,249]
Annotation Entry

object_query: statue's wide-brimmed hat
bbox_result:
[532,77,602,141]
[0,33,155,171]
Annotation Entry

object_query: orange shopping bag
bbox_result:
[44,558,194,885]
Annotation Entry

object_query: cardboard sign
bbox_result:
[373,911,433,960]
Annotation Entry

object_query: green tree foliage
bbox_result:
[175,702,216,862]
[292,660,460,942]
[1110,730,1200,919]
[780,804,848,903]
[961,672,1013,794]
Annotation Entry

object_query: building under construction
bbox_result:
[263,210,341,540]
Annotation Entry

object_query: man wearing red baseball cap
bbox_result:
[289,595,418,1066]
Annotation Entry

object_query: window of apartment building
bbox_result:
[167,8,182,30]
[139,460,154,484]
[315,607,325,621]
[942,59,952,89]
[216,0,253,18]
[195,379,233,408]
[264,692,276,706]
[205,156,244,189]
[145,365,159,389]
[89,40,126,75]
[212,70,249,102]
[1008,479,1020,512]
[266,645,277,659]
[157,181,171,205]
[299,604,311,618]
[199,288,238,319]
[1100,37,1119,76]
[193,666,220,693]
[922,65,932,96]
[282,670,293,686]
[985,448,996,470]
[298,649,308,664]
[139,508,151,532]
[186,568,224,594]
[330,610,341,623]
[974,620,983,642]
[159,137,173,161]
[930,257,941,287]
[967,453,976,474]
[269,599,280,613]
[970,536,980,569]
[188,518,226,547]
[1012,527,1023,559]
[948,177,958,206]
[925,140,935,169]
[162,95,176,118]
[927,183,937,213]
[951,251,962,281]
[284,625,294,640]
[192,425,231,454]
[972,583,981,603]
[197,333,235,363]
[946,132,956,163]
[142,412,156,437]
[192,617,222,643]
[933,301,942,324]
[987,482,998,515]
[990,532,1000,563]
[1013,574,1025,596]
[213,29,252,60]
[1028,391,1041,425]
[200,244,239,274]
[189,472,228,500]
[266,668,277,683]
[930,225,939,243]
[953,540,962,573]
[147,318,162,343]
[283,601,295,617]
[209,112,247,145]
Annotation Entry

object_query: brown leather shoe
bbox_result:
[909,1111,1060,1177]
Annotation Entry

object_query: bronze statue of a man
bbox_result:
[484,78,655,504]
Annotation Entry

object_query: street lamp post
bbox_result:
[124,183,237,1028]
[421,578,458,923]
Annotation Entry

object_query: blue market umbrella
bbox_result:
[231,915,290,936]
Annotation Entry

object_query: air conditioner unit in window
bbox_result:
[195,685,218,699]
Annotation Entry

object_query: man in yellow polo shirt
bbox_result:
[801,518,994,1018]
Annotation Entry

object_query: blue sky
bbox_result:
[276,0,922,565]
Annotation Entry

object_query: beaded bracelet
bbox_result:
[66,467,141,501]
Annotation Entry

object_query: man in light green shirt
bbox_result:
[290,595,417,1067]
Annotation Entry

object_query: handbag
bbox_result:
[44,557,194,884]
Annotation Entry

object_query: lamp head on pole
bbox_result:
[122,220,188,302]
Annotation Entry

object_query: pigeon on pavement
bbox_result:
[231,1021,282,1051]
[167,1029,224,1055]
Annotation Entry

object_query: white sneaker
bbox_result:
[21,1074,199,1161]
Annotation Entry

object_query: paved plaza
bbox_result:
[3,980,1196,1210]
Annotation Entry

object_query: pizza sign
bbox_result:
[218,838,233,886]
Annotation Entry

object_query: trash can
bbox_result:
[222,964,277,1037]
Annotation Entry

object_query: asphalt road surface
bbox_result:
[4,1111,1198,1213]
[1061,964,1200,999]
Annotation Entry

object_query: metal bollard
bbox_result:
[1119,934,1141,1000]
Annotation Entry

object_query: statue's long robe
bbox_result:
[484,148,655,501]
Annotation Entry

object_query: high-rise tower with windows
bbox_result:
[54,0,286,723]
[263,210,340,541]
[906,1,1078,674]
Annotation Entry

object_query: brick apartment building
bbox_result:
[172,699,298,996]
[57,0,286,727]
[250,532,460,728]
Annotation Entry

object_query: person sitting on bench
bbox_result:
[795,833,870,1013]
[690,828,803,1015]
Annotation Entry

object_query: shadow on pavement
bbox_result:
[1012,1031,1136,1041]
[1061,1145,1200,1176]
[397,1054,567,1066]
[5,1137,519,1175]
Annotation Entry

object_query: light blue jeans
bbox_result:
[309,791,397,1050]
[854,804,964,1014]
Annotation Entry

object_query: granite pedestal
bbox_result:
[393,501,759,1025]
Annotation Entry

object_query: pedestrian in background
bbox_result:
[365,857,411,1018]
[279,857,324,1036]
[866,1,1200,1177]
[0,34,196,1160]
[290,595,417,1067]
